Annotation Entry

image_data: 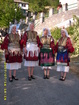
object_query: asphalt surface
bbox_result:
[0,59,79,105]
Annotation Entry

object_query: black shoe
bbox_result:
[31,75,35,79]
[59,76,63,80]
[12,75,18,80]
[43,75,47,79]
[9,77,13,82]
[46,75,50,79]
[61,77,66,81]
[28,76,31,81]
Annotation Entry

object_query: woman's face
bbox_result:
[11,26,16,34]
[30,24,34,31]
[61,30,66,37]
[44,29,48,36]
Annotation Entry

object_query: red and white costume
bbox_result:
[1,25,22,70]
[21,30,41,67]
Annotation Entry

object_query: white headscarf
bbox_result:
[61,29,69,37]
[9,24,16,34]
[42,28,51,36]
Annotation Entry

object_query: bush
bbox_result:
[66,26,74,36]
[51,27,61,44]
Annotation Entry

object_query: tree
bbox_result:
[73,15,79,54]
[0,0,59,27]
[24,0,59,12]
[0,0,23,28]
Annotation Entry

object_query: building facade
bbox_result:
[14,0,29,16]
[59,0,78,11]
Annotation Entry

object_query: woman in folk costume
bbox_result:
[21,22,41,81]
[39,28,55,79]
[55,29,74,81]
[1,25,22,82]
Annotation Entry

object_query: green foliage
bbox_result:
[51,27,61,44]
[0,0,23,28]
[24,0,59,12]
[0,0,59,27]
[66,26,74,36]
[73,15,79,54]
[49,0,59,8]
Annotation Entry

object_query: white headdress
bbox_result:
[42,28,51,36]
[9,24,16,34]
[61,29,69,37]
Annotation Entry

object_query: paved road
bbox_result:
[0,60,79,105]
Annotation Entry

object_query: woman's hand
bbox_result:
[24,47,27,53]
[23,47,27,57]
[38,47,40,53]
[5,49,8,55]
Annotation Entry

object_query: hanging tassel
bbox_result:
[42,52,44,59]
[29,51,30,57]
[47,52,49,59]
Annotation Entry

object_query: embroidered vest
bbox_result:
[27,31,37,43]
[58,37,67,52]
[40,36,52,48]
[8,34,20,48]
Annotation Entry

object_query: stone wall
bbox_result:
[35,9,79,34]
